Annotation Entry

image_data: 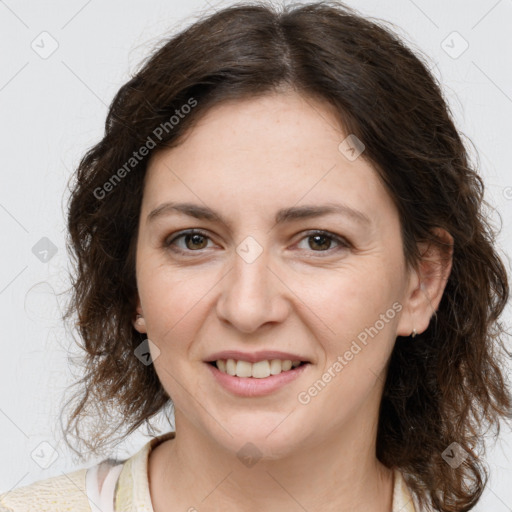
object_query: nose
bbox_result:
[215,245,290,334]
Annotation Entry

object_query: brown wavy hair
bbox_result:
[60,2,512,510]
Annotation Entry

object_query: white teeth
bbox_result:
[216,358,304,377]
[236,360,252,378]
[269,359,282,375]
[252,360,270,378]
[226,359,236,376]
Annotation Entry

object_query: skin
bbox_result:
[132,90,453,512]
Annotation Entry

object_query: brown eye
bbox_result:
[308,233,332,251]
[183,233,208,250]
[296,230,350,254]
[165,230,213,253]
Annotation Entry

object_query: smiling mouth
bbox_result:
[207,359,309,378]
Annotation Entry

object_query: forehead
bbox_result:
[143,92,396,227]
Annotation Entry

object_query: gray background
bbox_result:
[0,0,511,509]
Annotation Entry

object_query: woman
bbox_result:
[1,1,510,511]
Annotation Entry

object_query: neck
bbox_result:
[149,415,394,512]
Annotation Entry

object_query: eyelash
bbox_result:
[164,229,351,256]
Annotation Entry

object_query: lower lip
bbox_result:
[206,362,309,397]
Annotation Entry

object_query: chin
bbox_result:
[211,417,309,461]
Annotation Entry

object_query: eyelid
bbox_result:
[164,228,351,255]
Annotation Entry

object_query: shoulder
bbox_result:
[393,470,435,512]
[0,467,90,512]
[115,431,176,510]
[0,432,175,512]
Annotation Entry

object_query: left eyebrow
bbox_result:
[146,201,372,227]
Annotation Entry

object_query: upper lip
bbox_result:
[205,350,311,364]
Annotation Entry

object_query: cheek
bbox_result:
[137,259,214,338]
[300,297,398,424]
[302,263,399,341]
[302,266,400,399]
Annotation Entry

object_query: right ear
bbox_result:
[132,296,147,333]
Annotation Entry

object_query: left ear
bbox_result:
[396,227,454,337]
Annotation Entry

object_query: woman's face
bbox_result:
[134,91,417,457]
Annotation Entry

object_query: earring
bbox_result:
[411,328,417,338]
[135,313,144,325]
